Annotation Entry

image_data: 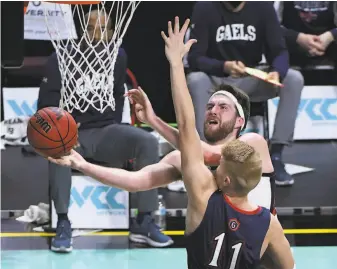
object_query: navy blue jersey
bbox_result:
[185,190,271,269]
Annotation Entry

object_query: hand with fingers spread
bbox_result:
[161,16,197,66]
[124,87,156,125]
[48,149,86,171]
[224,61,246,77]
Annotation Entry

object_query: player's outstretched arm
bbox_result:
[265,215,295,269]
[161,17,216,209]
[48,150,180,192]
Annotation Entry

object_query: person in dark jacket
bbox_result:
[276,1,337,70]
[185,1,304,186]
[38,10,173,253]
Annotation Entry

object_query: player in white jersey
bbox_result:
[48,81,275,213]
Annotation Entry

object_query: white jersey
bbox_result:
[248,176,272,210]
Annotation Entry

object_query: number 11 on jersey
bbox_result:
[209,233,243,268]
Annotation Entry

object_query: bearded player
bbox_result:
[48,83,276,211]
[47,72,277,209]
[125,84,275,213]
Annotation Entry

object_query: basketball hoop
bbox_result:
[37,1,140,113]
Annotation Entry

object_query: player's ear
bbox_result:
[235,117,244,130]
[223,176,231,186]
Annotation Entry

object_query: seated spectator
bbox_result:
[38,10,173,253]
[186,1,304,186]
[276,1,336,73]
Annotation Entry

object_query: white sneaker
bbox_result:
[167,180,186,192]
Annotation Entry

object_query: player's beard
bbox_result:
[204,117,237,143]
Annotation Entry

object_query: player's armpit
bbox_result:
[203,144,222,166]
[203,134,273,173]
[265,215,295,269]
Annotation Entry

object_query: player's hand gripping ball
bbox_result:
[27,107,78,158]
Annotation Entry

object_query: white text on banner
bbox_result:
[24,1,77,41]
[268,86,337,140]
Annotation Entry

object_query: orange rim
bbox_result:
[24,1,29,13]
[24,1,100,13]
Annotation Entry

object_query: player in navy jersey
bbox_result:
[160,17,294,268]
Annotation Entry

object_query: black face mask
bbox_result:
[227,1,243,8]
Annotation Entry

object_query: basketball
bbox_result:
[27,107,78,158]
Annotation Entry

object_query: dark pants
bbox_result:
[288,42,337,72]
[50,124,159,215]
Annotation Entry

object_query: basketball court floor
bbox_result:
[1,214,337,269]
[1,247,336,269]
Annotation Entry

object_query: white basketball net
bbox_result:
[43,1,140,113]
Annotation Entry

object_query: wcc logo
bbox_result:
[272,98,337,123]
[70,186,126,211]
[7,100,37,117]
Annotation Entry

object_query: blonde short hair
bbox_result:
[221,140,262,196]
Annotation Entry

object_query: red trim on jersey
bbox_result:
[204,152,221,166]
[272,208,277,216]
[224,195,262,215]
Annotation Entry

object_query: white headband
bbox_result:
[209,90,245,130]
